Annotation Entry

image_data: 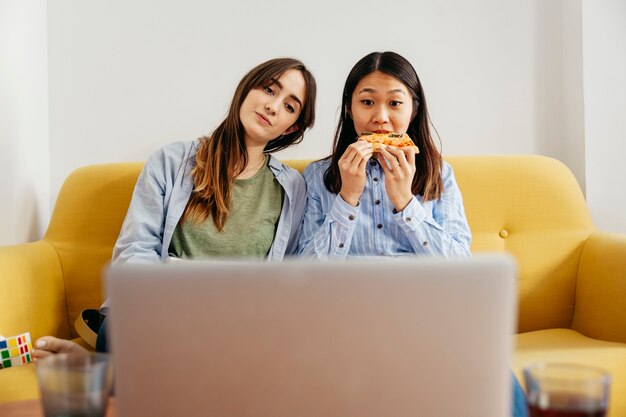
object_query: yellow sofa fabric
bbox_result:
[513,329,626,416]
[1,156,625,415]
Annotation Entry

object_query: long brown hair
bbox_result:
[324,51,443,201]
[182,58,316,231]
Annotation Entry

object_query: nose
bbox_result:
[265,98,279,115]
[372,106,389,127]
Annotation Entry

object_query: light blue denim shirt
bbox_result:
[298,158,471,259]
[111,139,306,265]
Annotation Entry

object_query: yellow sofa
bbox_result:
[1,156,625,414]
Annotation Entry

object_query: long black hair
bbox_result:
[324,51,443,201]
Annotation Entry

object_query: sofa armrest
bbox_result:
[572,231,626,343]
[0,240,71,340]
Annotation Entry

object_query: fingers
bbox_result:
[32,349,54,360]
[376,149,392,175]
[356,153,370,173]
[405,146,416,166]
[339,142,374,177]
[32,336,88,359]
[385,146,410,163]
[338,141,373,206]
[376,146,401,175]
[35,336,66,353]
[377,146,416,177]
[340,141,373,165]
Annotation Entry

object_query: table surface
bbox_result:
[0,398,116,417]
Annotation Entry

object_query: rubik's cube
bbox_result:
[0,332,33,369]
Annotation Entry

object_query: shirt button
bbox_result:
[338,243,344,248]
[375,199,380,205]
[348,215,355,221]
[377,224,383,229]
[422,241,428,246]
[373,177,379,182]
[406,217,412,222]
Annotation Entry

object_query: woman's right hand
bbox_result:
[338,141,374,206]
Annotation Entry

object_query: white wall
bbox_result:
[533,0,586,193]
[0,0,49,245]
[4,0,624,243]
[561,0,586,194]
[47,0,566,205]
[583,0,626,234]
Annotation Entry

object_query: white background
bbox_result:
[1,0,625,245]
[582,0,626,237]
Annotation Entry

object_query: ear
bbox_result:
[283,124,299,135]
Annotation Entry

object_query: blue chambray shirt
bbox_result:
[111,139,306,266]
[298,158,471,259]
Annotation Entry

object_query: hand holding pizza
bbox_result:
[376,145,416,212]
[338,141,374,206]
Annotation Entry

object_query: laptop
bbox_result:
[106,254,517,417]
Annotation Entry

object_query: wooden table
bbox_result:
[0,398,116,417]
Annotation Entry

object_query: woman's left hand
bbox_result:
[376,146,416,212]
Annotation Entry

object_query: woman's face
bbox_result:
[239,69,306,147]
[350,71,414,135]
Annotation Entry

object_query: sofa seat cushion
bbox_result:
[513,328,626,417]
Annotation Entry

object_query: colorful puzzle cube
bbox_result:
[0,332,33,369]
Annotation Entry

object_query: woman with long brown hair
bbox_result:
[298,51,470,259]
[113,57,316,263]
[33,57,316,358]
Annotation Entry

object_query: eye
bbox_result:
[360,99,374,106]
[390,100,403,107]
[263,86,274,95]
[285,103,295,113]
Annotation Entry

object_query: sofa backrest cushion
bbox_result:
[447,156,594,332]
[45,163,143,337]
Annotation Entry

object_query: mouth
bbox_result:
[371,129,391,134]
[255,112,272,126]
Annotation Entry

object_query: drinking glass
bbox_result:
[524,362,610,417]
[36,352,113,417]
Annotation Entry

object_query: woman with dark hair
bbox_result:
[33,57,317,358]
[299,51,470,259]
[299,51,526,417]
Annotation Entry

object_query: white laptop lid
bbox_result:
[106,254,517,417]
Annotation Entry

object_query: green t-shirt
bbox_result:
[168,160,283,259]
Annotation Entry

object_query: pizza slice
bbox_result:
[358,132,420,153]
